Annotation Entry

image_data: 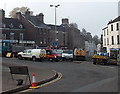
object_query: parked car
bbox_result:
[46,49,62,62]
[53,49,63,55]
[17,49,46,61]
[62,50,73,61]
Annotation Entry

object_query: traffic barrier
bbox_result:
[29,73,39,89]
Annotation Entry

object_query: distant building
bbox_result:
[61,18,85,50]
[16,10,50,47]
[102,16,120,54]
[0,9,26,43]
[1,9,86,49]
[47,24,67,48]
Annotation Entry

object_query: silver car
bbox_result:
[62,50,73,61]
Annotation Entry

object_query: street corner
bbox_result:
[15,71,62,94]
[1,69,62,94]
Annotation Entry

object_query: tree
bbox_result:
[81,28,87,36]
[70,23,78,29]
[9,6,33,18]
[92,35,101,45]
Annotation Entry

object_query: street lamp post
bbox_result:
[50,4,60,48]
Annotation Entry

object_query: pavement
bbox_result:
[1,60,58,94]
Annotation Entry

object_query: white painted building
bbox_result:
[102,16,120,55]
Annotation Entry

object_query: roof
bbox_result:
[108,16,120,24]
[28,16,51,29]
[102,27,108,30]
[1,18,25,29]
[47,24,66,32]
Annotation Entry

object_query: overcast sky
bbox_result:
[0,0,119,37]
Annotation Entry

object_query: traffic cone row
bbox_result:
[29,73,39,89]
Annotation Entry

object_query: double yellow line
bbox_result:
[17,72,62,93]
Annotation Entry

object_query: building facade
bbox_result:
[0,9,26,43]
[1,9,86,50]
[61,18,85,50]
[102,16,120,54]
[47,24,67,48]
[16,11,50,47]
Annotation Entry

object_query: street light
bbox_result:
[50,4,60,48]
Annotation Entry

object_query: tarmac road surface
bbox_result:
[1,58,119,93]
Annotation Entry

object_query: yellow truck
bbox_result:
[92,52,118,65]
[92,53,109,65]
[74,48,86,61]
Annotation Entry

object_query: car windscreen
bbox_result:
[63,50,73,54]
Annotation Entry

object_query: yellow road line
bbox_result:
[17,72,62,94]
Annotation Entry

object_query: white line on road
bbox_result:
[72,76,118,92]
[99,66,115,69]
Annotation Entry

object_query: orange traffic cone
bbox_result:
[29,73,39,89]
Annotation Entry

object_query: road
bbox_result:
[2,57,119,93]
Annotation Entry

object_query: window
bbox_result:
[111,24,113,31]
[28,50,31,53]
[104,38,106,46]
[107,38,109,45]
[40,41,43,44]
[43,38,47,44]
[2,34,6,39]
[39,28,43,34]
[111,36,114,45]
[2,34,5,39]
[9,23,13,28]
[43,30,46,35]
[104,30,105,36]
[107,29,108,35]
[19,24,23,29]
[2,23,6,28]
[19,33,24,40]
[10,33,14,40]
[116,23,119,31]
[117,35,120,44]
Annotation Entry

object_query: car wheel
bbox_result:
[93,61,96,65]
[18,55,22,60]
[32,56,36,61]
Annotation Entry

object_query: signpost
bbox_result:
[53,41,58,48]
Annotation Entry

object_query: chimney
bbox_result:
[25,10,30,19]
[62,18,69,24]
[37,13,44,23]
[0,9,5,19]
[16,12,22,20]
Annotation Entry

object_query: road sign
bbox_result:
[53,41,58,47]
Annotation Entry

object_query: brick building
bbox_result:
[16,11,50,47]
[1,9,85,50]
[0,9,25,42]
[47,24,67,48]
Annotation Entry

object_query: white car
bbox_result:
[62,50,73,61]
[17,49,46,61]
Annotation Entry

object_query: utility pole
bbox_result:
[50,4,60,48]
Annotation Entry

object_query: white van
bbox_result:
[17,49,46,61]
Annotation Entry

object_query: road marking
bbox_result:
[17,72,62,94]
[72,76,118,92]
[99,66,115,69]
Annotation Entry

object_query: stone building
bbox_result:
[47,24,67,48]
[1,9,86,50]
[102,16,120,54]
[16,11,50,47]
[61,18,85,50]
[0,9,25,42]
